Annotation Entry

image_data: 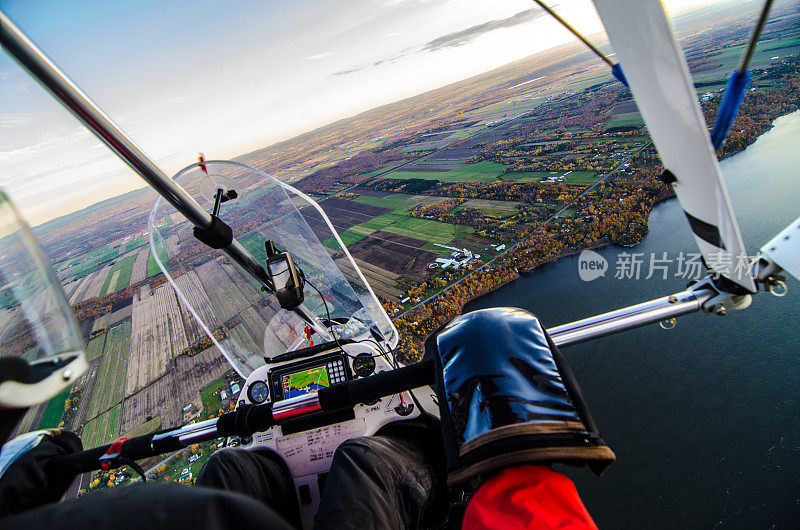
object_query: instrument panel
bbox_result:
[237,341,438,530]
[269,353,350,401]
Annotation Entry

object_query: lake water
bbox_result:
[453,111,800,528]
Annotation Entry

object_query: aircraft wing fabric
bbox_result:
[591,0,756,293]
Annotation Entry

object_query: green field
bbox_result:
[609,111,642,121]
[605,113,645,128]
[147,243,169,277]
[562,171,600,184]
[37,386,71,429]
[387,161,507,183]
[331,206,475,246]
[352,193,443,212]
[86,319,131,420]
[69,245,119,280]
[558,74,612,92]
[240,232,269,264]
[503,171,561,183]
[100,255,136,296]
[503,170,598,184]
[455,199,521,216]
[353,213,406,234]
[383,216,474,245]
[200,378,226,419]
[713,37,800,61]
[447,127,482,140]
[322,230,365,249]
[227,323,260,357]
[82,404,121,448]
[123,416,162,438]
[125,236,145,252]
[86,333,107,360]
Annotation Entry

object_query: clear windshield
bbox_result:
[0,190,85,364]
[148,161,397,379]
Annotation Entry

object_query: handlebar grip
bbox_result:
[48,433,163,475]
[319,359,435,410]
[47,360,435,475]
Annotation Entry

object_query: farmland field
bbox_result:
[302,198,393,240]
[387,161,507,182]
[127,284,189,393]
[130,247,150,284]
[173,271,223,345]
[503,170,598,184]
[323,230,365,248]
[125,235,145,252]
[68,245,118,280]
[383,217,474,245]
[123,416,162,438]
[352,193,443,212]
[609,111,642,121]
[561,171,600,184]
[200,378,225,420]
[37,386,71,429]
[82,404,121,448]
[348,231,437,277]
[86,319,131,420]
[147,243,168,277]
[457,199,521,214]
[86,333,107,360]
[100,254,136,296]
[605,113,645,129]
[504,171,562,183]
[350,213,406,234]
[346,257,401,301]
[84,266,111,300]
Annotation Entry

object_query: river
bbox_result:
[446,110,800,528]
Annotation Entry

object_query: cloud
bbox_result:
[332,48,413,77]
[306,52,334,61]
[0,113,35,128]
[422,8,546,52]
[332,65,368,76]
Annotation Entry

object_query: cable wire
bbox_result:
[738,0,774,74]
[532,0,614,67]
[301,273,391,363]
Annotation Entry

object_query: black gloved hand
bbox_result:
[0,429,82,516]
[435,307,615,487]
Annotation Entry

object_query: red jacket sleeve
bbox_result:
[462,465,598,530]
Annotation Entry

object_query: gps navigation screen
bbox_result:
[281,365,330,399]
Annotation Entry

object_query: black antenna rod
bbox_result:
[738,0,774,74]
[532,0,615,67]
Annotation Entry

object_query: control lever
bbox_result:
[50,360,436,475]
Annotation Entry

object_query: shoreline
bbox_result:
[417,108,797,354]
[417,193,679,354]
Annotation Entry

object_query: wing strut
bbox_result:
[591,0,756,294]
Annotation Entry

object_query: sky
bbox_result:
[0,0,732,226]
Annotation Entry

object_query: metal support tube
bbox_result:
[272,392,322,422]
[150,418,219,448]
[0,11,211,228]
[547,289,714,347]
[0,10,327,337]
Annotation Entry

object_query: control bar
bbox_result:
[49,360,436,475]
